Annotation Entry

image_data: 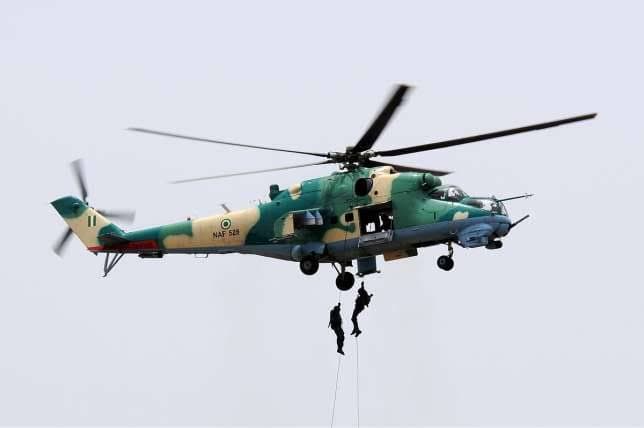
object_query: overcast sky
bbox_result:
[1,0,643,425]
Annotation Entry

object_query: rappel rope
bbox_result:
[330,354,342,428]
[356,336,361,428]
[342,222,350,271]
[330,287,343,428]
[330,291,365,427]
[330,221,362,428]
[329,341,362,428]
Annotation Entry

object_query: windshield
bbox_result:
[464,198,507,215]
[429,185,468,202]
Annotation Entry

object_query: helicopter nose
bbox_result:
[495,215,512,237]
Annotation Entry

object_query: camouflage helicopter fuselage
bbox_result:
[50,83,595,282]
[51,165,512,276]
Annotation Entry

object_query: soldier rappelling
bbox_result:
[350,282,373,337]
[329,302,345,355]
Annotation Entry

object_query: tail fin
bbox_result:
[51,196,124,251]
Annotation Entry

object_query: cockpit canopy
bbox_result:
[429,185,468,202]
[429,185,507,215]
[464,197,507,215]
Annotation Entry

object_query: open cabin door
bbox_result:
[357,201,394,247]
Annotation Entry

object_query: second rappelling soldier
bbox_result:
[351,282,373,337]
[328,302,345,355]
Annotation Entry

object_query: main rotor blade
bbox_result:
[97,209,136,223]
[70,159,89,202]
[170,160,335,184]
[351,84,411,154]
[53,227,73,256]
[363,159,452,176]
[376,113,597,157]
[128,127,330,158]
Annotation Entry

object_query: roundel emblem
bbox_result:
[220,218,232,230]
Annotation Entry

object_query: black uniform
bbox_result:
[351,282,373,337]
[328,303,345,355]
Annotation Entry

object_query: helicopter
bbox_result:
[51,85,595,290]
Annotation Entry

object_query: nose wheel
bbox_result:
[437,242,455,271]
[437,255,454,271]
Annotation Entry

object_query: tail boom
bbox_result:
[51,196,261,255]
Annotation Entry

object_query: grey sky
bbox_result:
[1,0,643,425]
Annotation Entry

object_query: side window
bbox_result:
[344,212,354,223]
[429,189,446,200]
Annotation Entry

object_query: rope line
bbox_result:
[356,337,360,428]
[341,216,350,273]
[330,354,341,428]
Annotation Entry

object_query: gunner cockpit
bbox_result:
[464,198,507,215]
[428,185,468,202]
[429,185,507,215]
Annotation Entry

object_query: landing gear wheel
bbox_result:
[299,257,319,275]
[437,255,454,271]
[335,272,355,291]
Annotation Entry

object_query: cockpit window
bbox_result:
[464,198,507,215]
[429,185,468,202]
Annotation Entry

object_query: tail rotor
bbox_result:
[52,227,74,256]
[52,159,136,256]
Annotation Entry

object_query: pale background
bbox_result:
[0,0,642,425]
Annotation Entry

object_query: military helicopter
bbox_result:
[51,85,595,289]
